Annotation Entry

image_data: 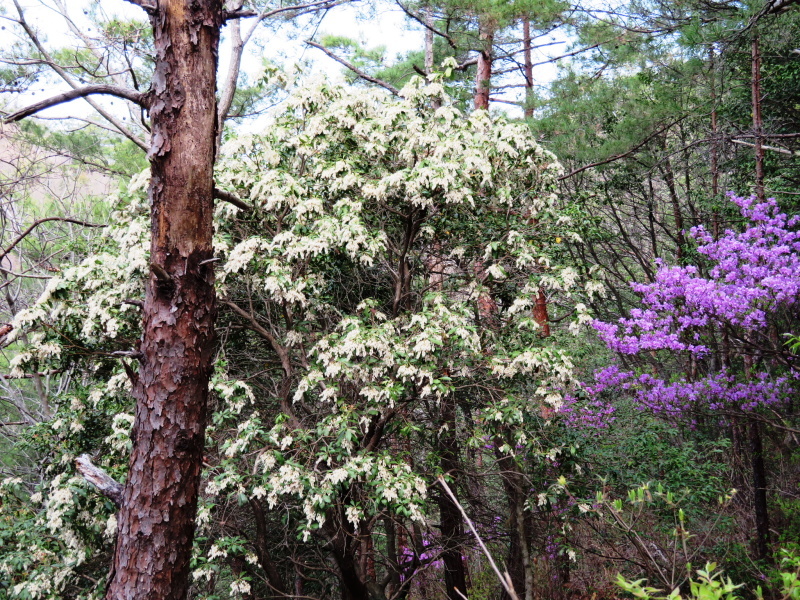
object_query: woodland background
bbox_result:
[0,0,799,599]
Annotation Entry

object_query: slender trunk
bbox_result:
[710,48,720,204]
[437,396,468,600]
[249,499,288,597]
[659,139,686,263]
[647,177,659,259]
[474,20,493,110]
[523,19,533,119]
[752,37,765,201]
[533,289,550,337]
[497,456,526,600]
[425,7,434,73]
[750,421,772,561]
[106,3,222,599]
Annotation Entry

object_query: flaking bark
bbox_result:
[105,2,223,599]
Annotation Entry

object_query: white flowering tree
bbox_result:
[0,76,601,600]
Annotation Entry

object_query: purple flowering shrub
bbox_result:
[579,194,799,419]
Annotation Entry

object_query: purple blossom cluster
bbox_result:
[565,366,791,421]
[594,194,800,356]
[558,393,617,428]
[584,194,799,418]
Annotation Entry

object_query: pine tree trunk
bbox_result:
[523,19,533,119]
[106,2,223,598]
[474,20,493,110]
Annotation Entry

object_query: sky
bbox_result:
[1,0,566,125]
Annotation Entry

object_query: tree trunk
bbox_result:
[106,2,223,599]
[437,395,469,600]
[496,456,527,600]
[474,20,493,110]
[424,7,435,74]
[752,36,765,201]
[659,139,686,263]
[749,421,772,562]
[523,19,533,119]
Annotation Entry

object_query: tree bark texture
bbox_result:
[105,2,223,599]
[474,20,493,111]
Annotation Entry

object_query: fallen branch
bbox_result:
[75,454,124,508]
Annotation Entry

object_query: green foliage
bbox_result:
[616,548,800,600]
[617,564,743,600]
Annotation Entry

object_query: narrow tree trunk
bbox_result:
[438,396,469,600]
[106,2,223,599]
[659,139,686,263]
[750,421,772,562]
[752,36,765,201]
[496,456,527,600]
[474,20,493,110]
[533,289,550,337]
[710,47,721,240]
[523,19,533,119]
[424,7,435,74]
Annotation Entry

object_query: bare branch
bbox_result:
[454,57,478,71]
[4,85,150,124]
[1,369,61,379]
[395,1,457,49]
[559,116,687,180]
[110,350,144,360]
[122,0,157,13]
[214,187,253,211]
[11,0,147,150]
[225,0,350,21]
[306,41,401,96]
[730,138,799,156]
[438,477,520,600]
[76,455,124,508]
[764,0,800,14]
[0,218,106,264]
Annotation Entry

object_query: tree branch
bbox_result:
[559,116,686,180]
[764,0,800,14]
[395,1,457,49]
[438,477,520,600]
[10,0,147,150]
[225,0,350,21]
[122,0,157,13]
[730,138,799,156]
[223,300,292,376]
[306,41,401,96]
[0,218,105,264]
[4,85,150,124]
[1,369,61,379]
[75,455,124,508]
[214,187,253,211]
